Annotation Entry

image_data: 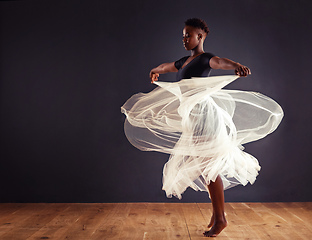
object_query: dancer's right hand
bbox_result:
[150,72,159,83]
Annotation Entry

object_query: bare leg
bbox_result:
[203,175,227,237]
[207,212,214,228]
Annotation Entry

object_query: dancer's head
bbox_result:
[185,18,210,35]
[183,18,209,51]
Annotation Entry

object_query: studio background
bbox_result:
[0,0,311,203]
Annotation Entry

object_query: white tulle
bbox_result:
[121,75,283,199]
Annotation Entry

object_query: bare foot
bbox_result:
[203,218,227,237]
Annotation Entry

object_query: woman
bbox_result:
[121,18,283,237]
[149,19,250,83]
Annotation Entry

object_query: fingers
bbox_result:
[151,73,159,83]
[235,65,251,77]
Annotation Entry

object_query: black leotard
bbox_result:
[174,52,215,81]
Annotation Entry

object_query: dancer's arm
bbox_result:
[210,56,251,77]
[149,62,178,83]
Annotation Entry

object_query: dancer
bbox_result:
[150,17,249,237]
[121,18,283,237]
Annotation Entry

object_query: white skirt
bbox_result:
[121,75,283,199]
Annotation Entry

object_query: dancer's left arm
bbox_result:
[210,56,251,77]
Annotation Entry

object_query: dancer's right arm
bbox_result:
[149,62,178,83]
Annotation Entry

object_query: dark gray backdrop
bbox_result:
[1,0,311,203]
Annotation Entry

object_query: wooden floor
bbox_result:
[0,202,311,239]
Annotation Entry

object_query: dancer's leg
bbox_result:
[203,175,227,237]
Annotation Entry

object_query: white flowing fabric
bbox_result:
[121,75,283,199]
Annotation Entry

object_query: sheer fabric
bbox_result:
[121,75,283,199]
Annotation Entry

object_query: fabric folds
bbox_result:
[121,75,283,199]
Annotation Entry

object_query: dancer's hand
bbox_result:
[235,64,251,77]
[210,56,251,77]
[150,71,159,83]
[149,62,177,83]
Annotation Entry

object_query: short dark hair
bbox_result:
[185,18,210,34]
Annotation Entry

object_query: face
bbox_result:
[182,26,202,51]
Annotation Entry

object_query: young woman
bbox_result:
[150,18,250,237]
[121,18,283,237]
[150,19,250,83]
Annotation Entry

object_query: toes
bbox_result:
[203,230,217,237]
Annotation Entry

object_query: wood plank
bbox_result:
[162,203,191,239]
[238,203,284,239]
[180,203,207,239]
[224,202,262,240]
[274,202,312,240]
[55,203,122,240]
[27,203,115,240]
[112,203,147,239]
[0,203,68,240]
[296,202,312,211]
[279,202,312,229]
[143,203,190,240]
[0,203,30,235]
[0,203,26,218]
[91,203,131,239]
[257,202,306,240]
[0,202,311,239]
